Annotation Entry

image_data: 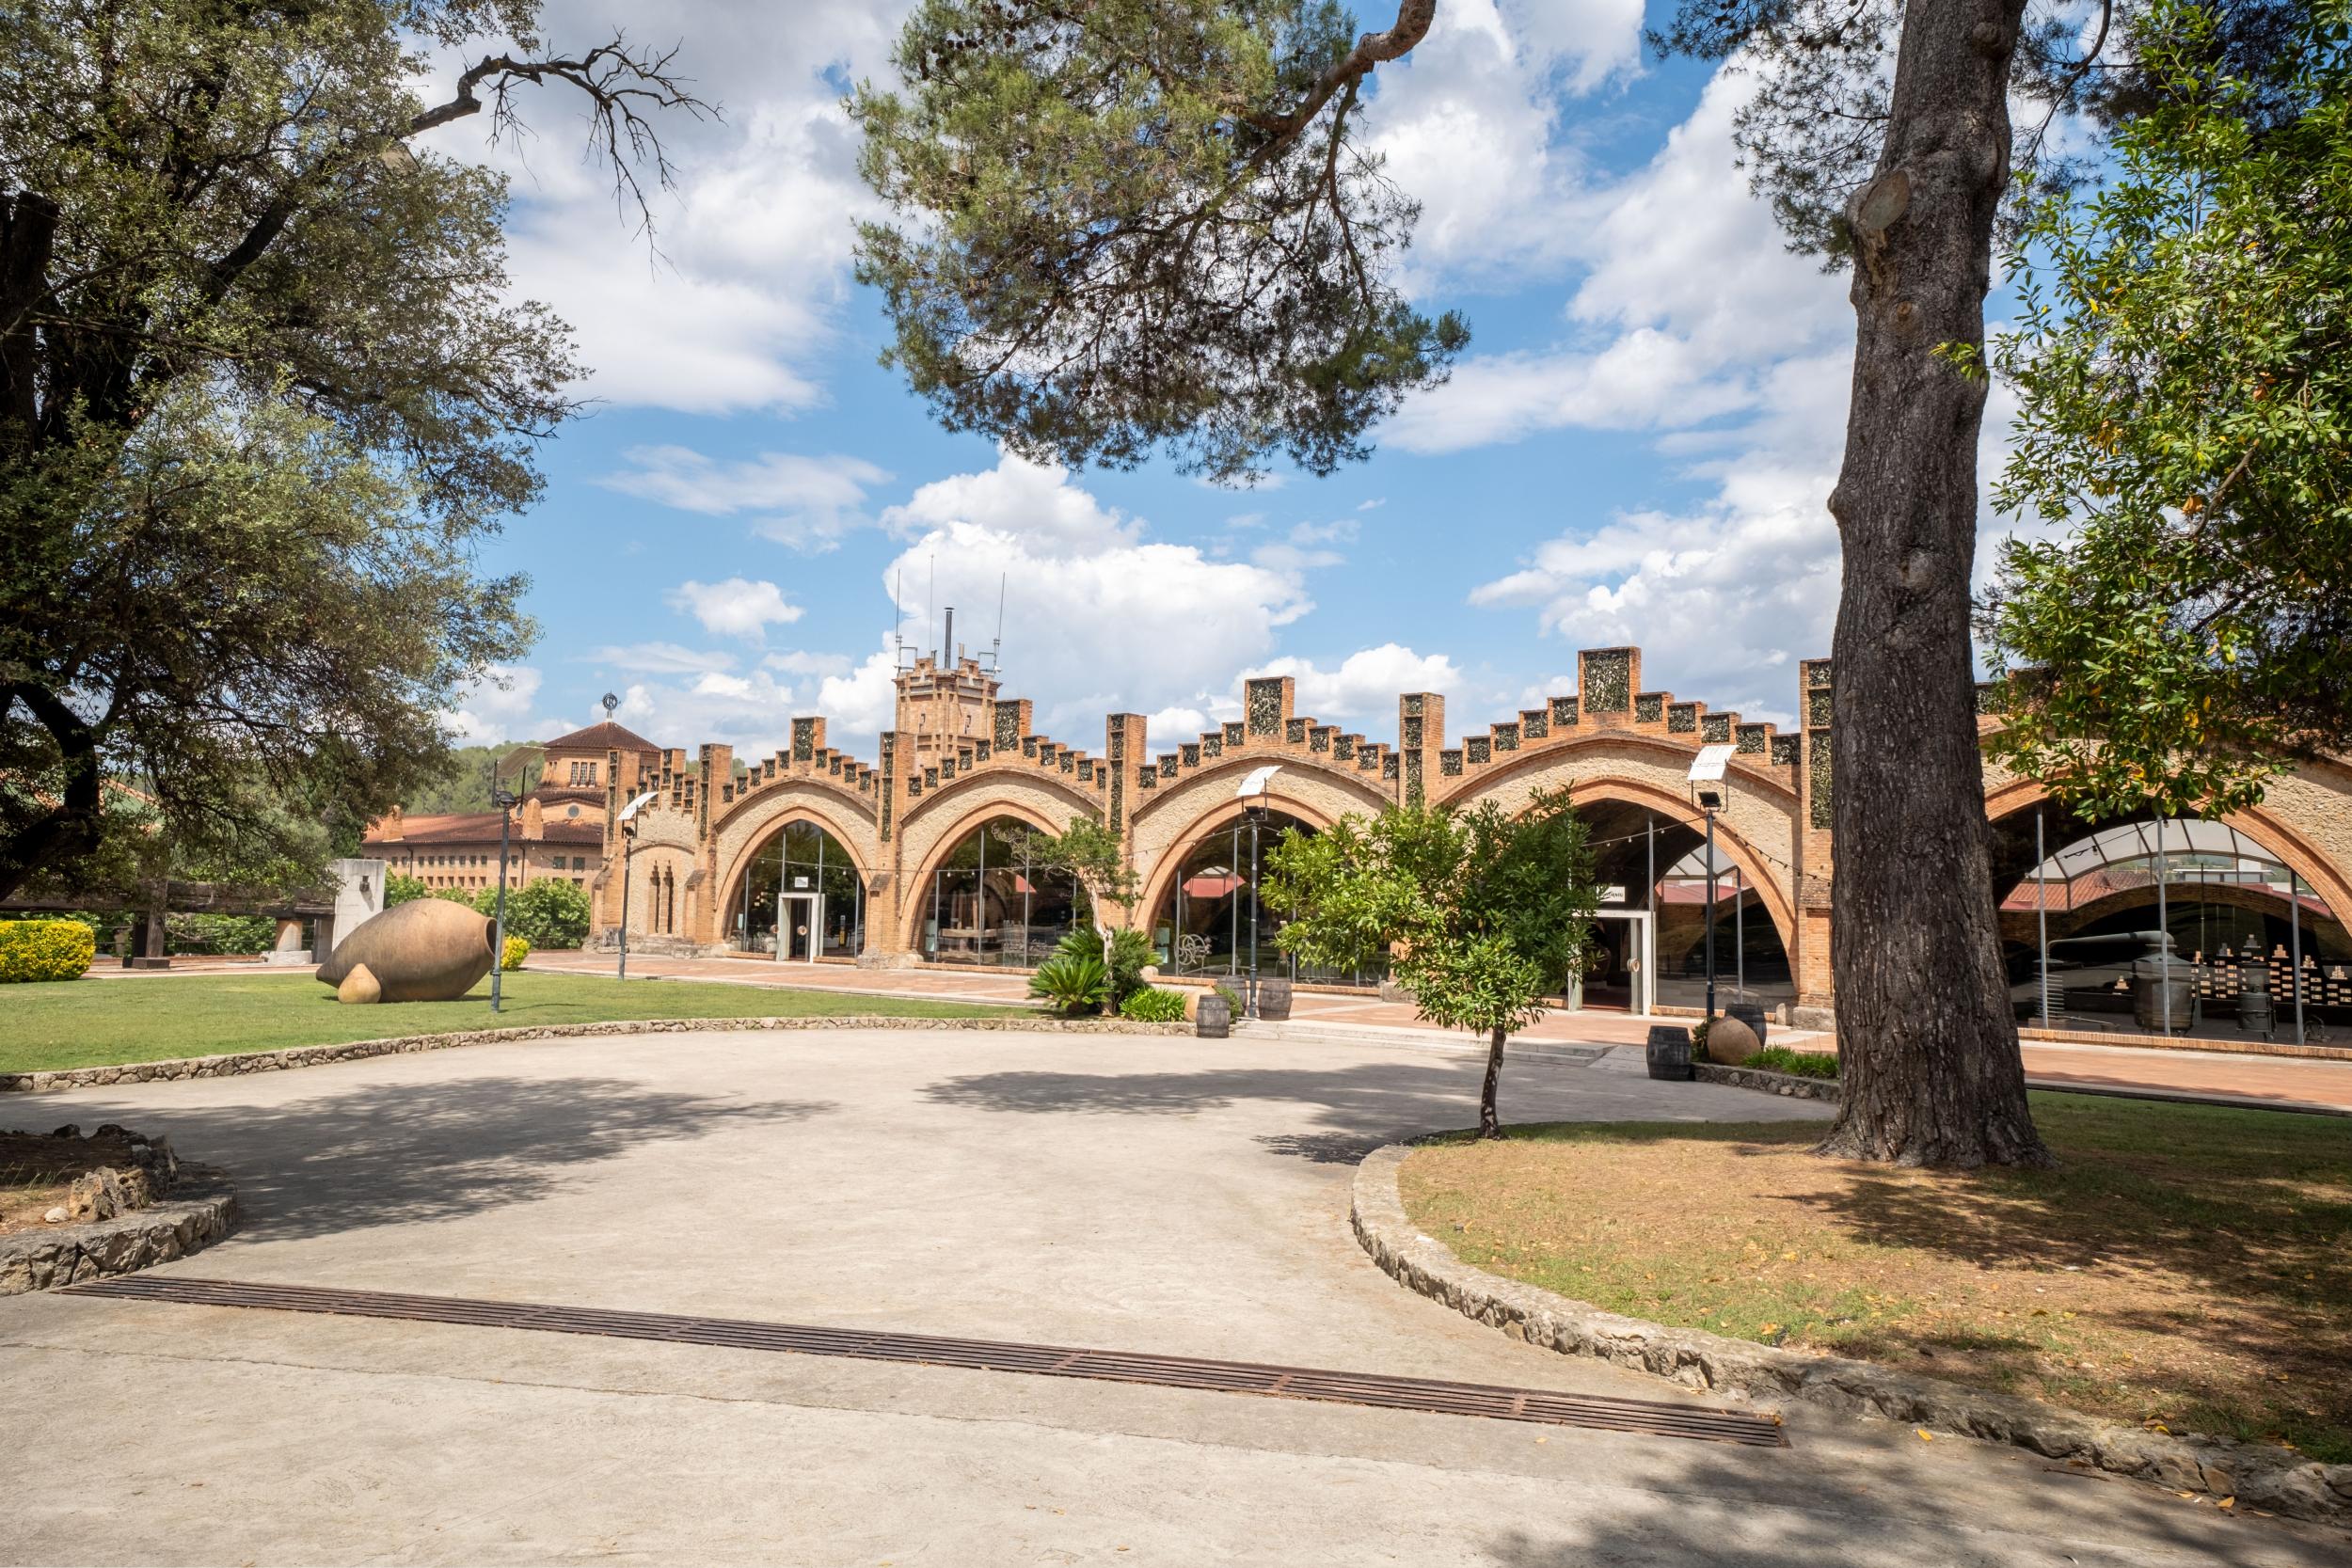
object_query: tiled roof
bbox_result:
[363,814,606,848]
[541,720,660,754]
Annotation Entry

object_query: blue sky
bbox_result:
[421,1,2008,762]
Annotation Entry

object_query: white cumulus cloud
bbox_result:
[667,578,804,640]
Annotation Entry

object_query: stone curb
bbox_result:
[1693,1062,1840,1101]
[0,1164,239,1295]
[1,1015,1191,1095]
[1349,1142,2352,1524]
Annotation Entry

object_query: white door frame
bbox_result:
[1593,908,1655,1017]
[773,891,823,964]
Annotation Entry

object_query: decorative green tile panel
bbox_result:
[1701,714,1732,744]
[1808,659,1834,688]
[1402,694,1423,718]
[1520,709,1548,740]
[1668,703,1698,734]
[1551,696,1578,726]
[1808,733,1834,830]
[1247,678,1284,736]
[924,766,939,789]
[1182,743,1200,768]
[1310,725,1330,752]
[1494,723,1518,752]
[1401,716,1422,750]
[1975,680,2008,715]
[1384,754,1401,782]
[1635,693,1664,724]
[1023,736,1039,757]
[1059,753,1074,773]
[1160,755,1179,780]
[1807,688,1834,727]
[1286,718,1308,745]
[792,719,816,762]
[1223,721,1245,746]
[1333,734,1355,759]
[1585,651,1632,712]
[879,735,896,840]
[1202,734,1223,757]
[1078,759,1094,783]
[1440,750,1464,777]
[1771,734,1801,767]
[1466,736,1490,765]
[1736,723,1768,754]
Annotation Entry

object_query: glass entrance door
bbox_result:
[776,894,820,963]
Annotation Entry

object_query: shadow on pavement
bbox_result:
[923,1061,1518,1159]
[1479,1440,2340,1568]
[54,1076,832,1238]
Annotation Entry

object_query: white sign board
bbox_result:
[1235,764,1283,800]
[617,789,660,823]
[1687,744,1737,783]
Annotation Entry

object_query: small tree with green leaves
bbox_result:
[1265,789,1599,1138]
[1012,816,1142,941]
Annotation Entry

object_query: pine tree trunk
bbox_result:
[1816,0,2052,1168]
[1478,1024,1506,1139]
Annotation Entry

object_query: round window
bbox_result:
[566,805,580,817]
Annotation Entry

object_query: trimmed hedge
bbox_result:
[0,919,97,983]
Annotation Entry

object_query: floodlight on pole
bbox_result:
[488,765,520,1014]
[1687,744,1736,1020]
[615,789,659,981]
[1236,767,1281,1020]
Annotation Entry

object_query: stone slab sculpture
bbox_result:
[315,898,494,1003]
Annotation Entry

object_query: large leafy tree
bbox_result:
[1265,791,1599,1138]
[0,0,706,903]
[1983,0,2352,822]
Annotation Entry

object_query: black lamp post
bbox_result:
[618,816,638,981]
[489,774,518,1013]
[1244,800,1267,1020]
[1695,785,1724,1020]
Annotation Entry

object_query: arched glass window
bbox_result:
[730,820,866,959]
[1996,815,2348,1042]
[920,817,1089,967]
[1650,842,1794,1012]
[1149,811,1362,983]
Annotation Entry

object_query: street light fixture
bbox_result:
[615,789,659,980]
[1687,743,1737,1021]
[1235,765,1281,1020]
[488,763,521,1014]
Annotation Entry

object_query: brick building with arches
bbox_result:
[586,645,2352,1040]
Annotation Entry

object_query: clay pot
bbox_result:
[1706,1013,1763,1065]
[316,898,495,1002]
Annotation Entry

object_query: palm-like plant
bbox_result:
[1029,955,1110,1016]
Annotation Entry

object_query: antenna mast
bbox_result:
[988,573,1006,679]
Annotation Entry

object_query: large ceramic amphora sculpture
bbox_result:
[315,898,496,1002]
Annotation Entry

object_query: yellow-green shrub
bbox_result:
[0,919,97,983]
[501,934,531,972]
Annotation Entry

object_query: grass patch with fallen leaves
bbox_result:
[1401,1092,2352,1462]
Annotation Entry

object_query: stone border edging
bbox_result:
[1,1164,238,1294]
[1,1015,1190,1095]
[1349,1141,2352,1524]
[1692,1062,1839,1101]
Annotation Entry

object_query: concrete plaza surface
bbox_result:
[4,1026,2341,1565]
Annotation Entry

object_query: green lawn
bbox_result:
[0,970,1022,1073]
[1404,1093,2352,1462]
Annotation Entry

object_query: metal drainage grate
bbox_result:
[65,1275,1785,1448]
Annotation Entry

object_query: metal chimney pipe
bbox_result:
[944,607,955,666]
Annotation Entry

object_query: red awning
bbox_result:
[1184,873,1245,900]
